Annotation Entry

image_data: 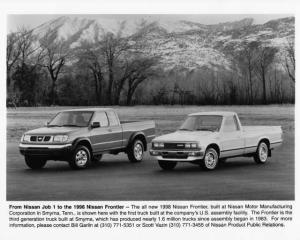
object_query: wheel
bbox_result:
[158,160,177,170]
[69,145,91,169]
[25,156,47,169]
[201,148,219,170]
[92,154,103,162]
[254,142,269,164]
[128,139,144,162]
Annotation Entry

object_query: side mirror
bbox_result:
[44,121,49,127]
[91,122,100,129]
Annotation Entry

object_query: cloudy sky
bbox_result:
[7,14,292,32]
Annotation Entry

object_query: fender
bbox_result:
[72,137,93,152]
[127,131,147,151]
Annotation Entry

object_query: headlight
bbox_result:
[22,135,31,142]
[185,143,198,149]
[153,142,164,148]
[53,135,68,142]
[191,143,197,148]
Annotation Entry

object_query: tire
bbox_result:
[127,139,144,162]
[254,142,269,164]
[69,145,91,169]
[92,154,103,162]
[201,148,219,171]
[25,156,47,169]
[158,160,177,170]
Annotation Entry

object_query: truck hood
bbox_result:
[25,127,83,135]
[153,130,215,142]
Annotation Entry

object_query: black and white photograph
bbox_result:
[6,13,295,201]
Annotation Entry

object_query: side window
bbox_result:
[106,111,119,126]
[93,112,108,127]
[233,115,240,131]
[223,116,238,132]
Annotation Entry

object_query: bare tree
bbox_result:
[254,44,278,104]
[77,41,105,105]
[236,41,259,104]
[6,27,41,88]
[39,29,70,105]
[98,21,159,105]
[125,57,159,105]
[284,37,295,82]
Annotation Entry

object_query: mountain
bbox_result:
[31,16,294,71]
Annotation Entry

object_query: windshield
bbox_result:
[179,115,223,132]
[48,111,93,127]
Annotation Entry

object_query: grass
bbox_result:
[7,105,294,142]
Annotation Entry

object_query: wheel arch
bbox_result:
[206,143,220,156]
[257,138,271,156]
[127,132,147,151]
[72,138,93,156]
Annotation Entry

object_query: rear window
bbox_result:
[106,111,119,126]
[223,116,239,132]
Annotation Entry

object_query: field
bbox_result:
[7,105,294,200]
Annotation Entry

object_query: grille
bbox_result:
[161,152,188,159]
[164,142,186,150]
[29,136,52,142]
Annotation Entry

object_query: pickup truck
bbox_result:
[19,108,155,169]
[150,111,282,171]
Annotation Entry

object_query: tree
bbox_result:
[254,44,278,104]
[76,42,105,105]
[236,41,259,104]
[125,57,159,105]
[284,37,295,82]
[98,23,131,104]
[98,21,158,105]
[7,27,41,89]
[39,29,70,105]
[12,63,41,106]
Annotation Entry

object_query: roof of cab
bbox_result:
[189,111,236,116]
[61,108,114,112]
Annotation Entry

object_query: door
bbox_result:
[220,115,245,157]
[90,111,111,152]
[106,110,123,149]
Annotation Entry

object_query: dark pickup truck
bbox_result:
[19,108,155,169]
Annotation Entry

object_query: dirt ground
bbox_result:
[6,105,294,200]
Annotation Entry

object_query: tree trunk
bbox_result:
[107,66,114,105]
[261,67,267,104]
[50,80,56,105]
[248,65,253,104]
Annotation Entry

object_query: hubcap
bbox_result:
[134,143,143,161]
[75,150,88,167]
[259,144,268,162]
[204,151,217,169]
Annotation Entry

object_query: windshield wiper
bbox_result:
[179,128,192,131]
[47,124,62,127]
[61,124,82,127]
[196,128,215,132]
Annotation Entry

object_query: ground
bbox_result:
[6,105,294,200]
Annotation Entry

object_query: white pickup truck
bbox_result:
[150,111,282,171]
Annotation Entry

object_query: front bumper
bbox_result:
[19,143,72,160]
[149,149,204,161]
